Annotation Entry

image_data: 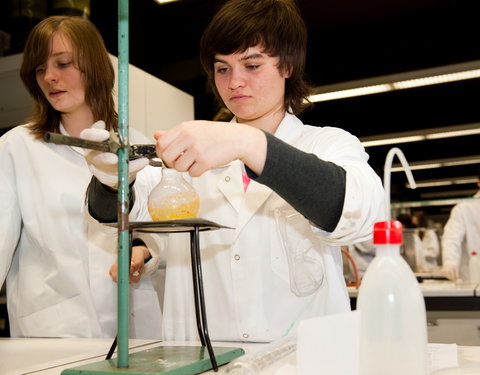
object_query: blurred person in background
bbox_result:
[412,210,440,272]
[441,169,480,281]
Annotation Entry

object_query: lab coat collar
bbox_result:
[217,161,273,236]
[272,112,305,143]
[60,123,85,157]
[217,161,244,214]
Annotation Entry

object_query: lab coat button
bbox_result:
[225,176,231,182]
[242,333,249,339]
[234,254,240,261]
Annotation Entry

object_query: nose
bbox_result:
[228,69,246,90]
[43,66,58,83]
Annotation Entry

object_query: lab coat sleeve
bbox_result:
[83,189,167,276]
[135,233,167,276]
[0,134,22,288]
[84,162,165,274]
[441,204,466,267]
[315,127,385,244]
[86,163,161,223]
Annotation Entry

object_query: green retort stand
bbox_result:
[61,346,245,375]
[61,1,244,373]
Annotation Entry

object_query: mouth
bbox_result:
[230,94,250,102]
[49,89,66,98]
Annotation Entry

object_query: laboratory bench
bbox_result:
[348,279,480,310]
[1,338,480,375]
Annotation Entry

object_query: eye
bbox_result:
[246,64,260,71]
[215,66,229,74]
[35,66,45,74]
[57,61,72,68]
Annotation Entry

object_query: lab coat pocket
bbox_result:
[274,207,325,297]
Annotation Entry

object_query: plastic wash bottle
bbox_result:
[357,220,428,375]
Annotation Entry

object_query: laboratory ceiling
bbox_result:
[3,0,480,222]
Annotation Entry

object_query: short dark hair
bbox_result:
[20,16,117,139]
[199,0,312,115]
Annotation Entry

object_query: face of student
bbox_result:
[35,33,89,118]
[213,45,289,127]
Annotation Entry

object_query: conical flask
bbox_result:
[147,168,200,220]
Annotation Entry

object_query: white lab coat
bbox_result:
[415,228,440,272]
[131,113,385,342]
[441,191,480,280]
[0,124,163,338]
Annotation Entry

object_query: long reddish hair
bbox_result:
[20,16,117,139]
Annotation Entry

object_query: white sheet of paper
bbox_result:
[427,343,458,374]
[296,310,360,375]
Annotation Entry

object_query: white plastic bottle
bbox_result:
[357,220,428,375]
[469,251,480,284]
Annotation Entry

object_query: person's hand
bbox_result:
[109,245,151,283]
[441,263,459,281]
[80,121,149,189]
[154,120,267,177]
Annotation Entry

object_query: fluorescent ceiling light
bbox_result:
[360,122,480,147]
[309,84,391,102]
[406,176,477,189]
[392,69,480,90]
[361,135,424,147]
[426,128,480,139]
[153,0,181,4]
[391,155,480,172]
[391,196,479,208]
[420,189,478,200]
[309,61,480,102]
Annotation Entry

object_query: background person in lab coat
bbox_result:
[0,16,163,338]
[396,212,440,273]
[411,210,440,272]
[84,0,385,342]
[441,169,480,281]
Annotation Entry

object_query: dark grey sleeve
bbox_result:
[246,132,346,232]
[86,176,134,223]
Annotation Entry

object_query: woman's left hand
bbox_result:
[109,245,151,283]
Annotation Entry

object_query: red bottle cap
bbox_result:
[373,220,403,244]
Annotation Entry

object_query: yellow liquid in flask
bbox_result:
[148,190,200,220]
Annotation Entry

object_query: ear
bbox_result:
[282,64,293,79]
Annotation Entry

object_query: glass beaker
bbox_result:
[147,168,200,220]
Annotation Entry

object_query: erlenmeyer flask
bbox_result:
[148,168,200,220]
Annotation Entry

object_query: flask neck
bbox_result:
[161,168,181,180]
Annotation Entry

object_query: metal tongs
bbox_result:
[44,132,164,167]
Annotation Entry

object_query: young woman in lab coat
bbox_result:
[0,16,163,338]
[84,0,385,342]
